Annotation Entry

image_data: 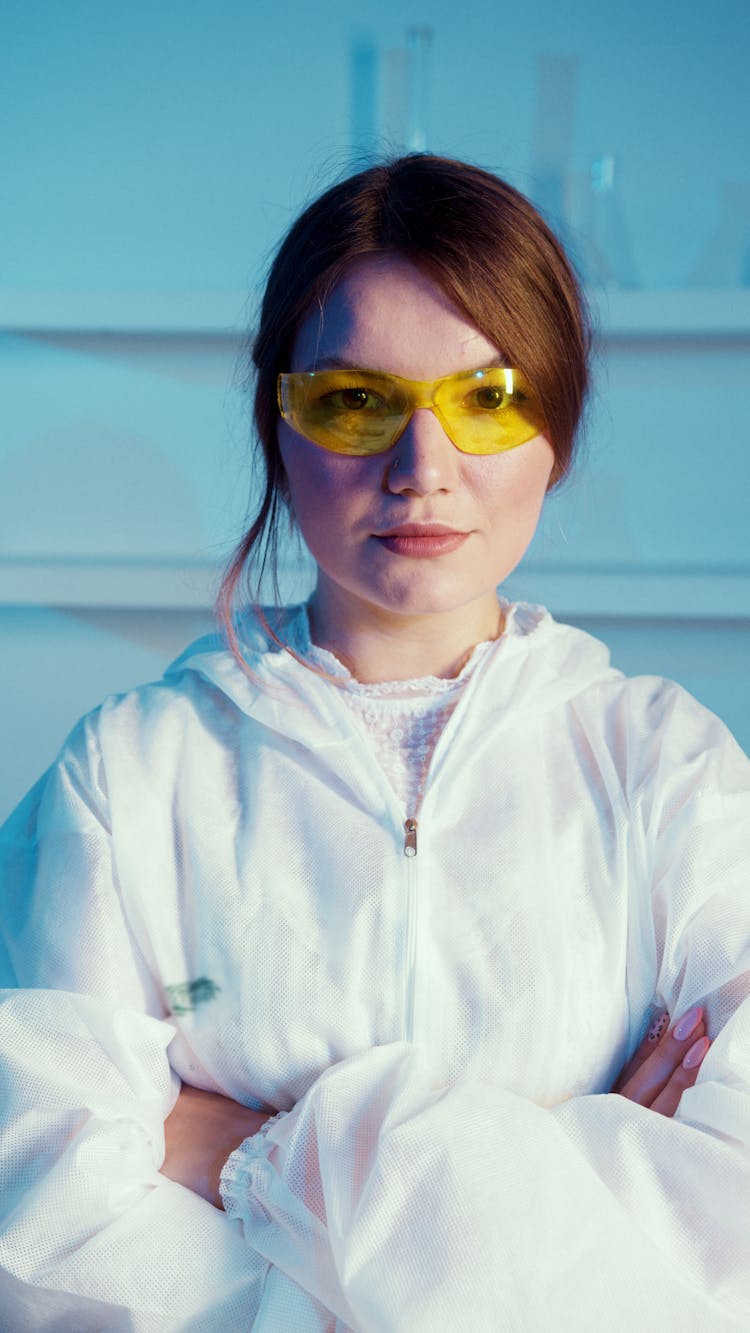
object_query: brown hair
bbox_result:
[217,153,592,650]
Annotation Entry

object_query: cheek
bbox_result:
[279,427,371,532]
[279,429,326,518]
[478,437,555,525]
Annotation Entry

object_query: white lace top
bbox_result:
[301,616,498,815]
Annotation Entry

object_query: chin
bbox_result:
[368,579,500,622]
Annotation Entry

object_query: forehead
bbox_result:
[291,254,503,380]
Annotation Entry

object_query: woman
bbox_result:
[1,155,748,1331]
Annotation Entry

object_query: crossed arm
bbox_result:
[162,1003,711,1209]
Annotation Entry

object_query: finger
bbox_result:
[618,1007,706,1106]
[612,1008,670,1091]
[649,1036,711,1118]
[622,1018,705,1105]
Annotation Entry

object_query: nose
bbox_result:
[385,407,459,495]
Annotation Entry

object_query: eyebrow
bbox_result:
[299,358,512,374]
[300,357,366,372]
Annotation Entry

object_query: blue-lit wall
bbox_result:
[1,0,749,819]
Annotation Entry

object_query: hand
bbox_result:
[162,1083,272,1209]
[611,1005,710,1117]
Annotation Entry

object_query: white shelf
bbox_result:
[0,559,221,609]
[2,558,750,617]
[0,558,316,611]
[2,288,750,338]
[504,568,750,619]
[595,288,750,337]
[0,290,252,335]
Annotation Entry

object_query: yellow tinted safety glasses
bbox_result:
[277,367,547,456]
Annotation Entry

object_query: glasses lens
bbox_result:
[435,369,546,454]
[279,372,408,454]
[278,368,547,456]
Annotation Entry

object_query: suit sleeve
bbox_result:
[0,712,269,1332]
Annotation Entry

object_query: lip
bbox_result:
[373,524,470,557]
[375,523,468,537]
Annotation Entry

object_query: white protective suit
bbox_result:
[0,600,749,1332]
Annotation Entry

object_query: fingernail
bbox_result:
[673,1006,703,1042]
[646,1011,669,1042]
[682,1035,710,1070]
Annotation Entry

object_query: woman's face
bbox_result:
[278,255,555,644]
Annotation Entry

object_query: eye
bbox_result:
[477,386,504,410]
[341,388,371,410]
[457,367,531,414]
[324,387,386,412]
[479,383,514,407]
[460,386,500,410]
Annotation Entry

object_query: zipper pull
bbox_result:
[403,817,418,858]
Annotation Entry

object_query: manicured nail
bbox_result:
[672,1006,703,1042]
[682,1035,710,1070]
[646,1011,669,1042]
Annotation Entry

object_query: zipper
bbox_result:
[402,815,419,1041]
[397,666,485,1038]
